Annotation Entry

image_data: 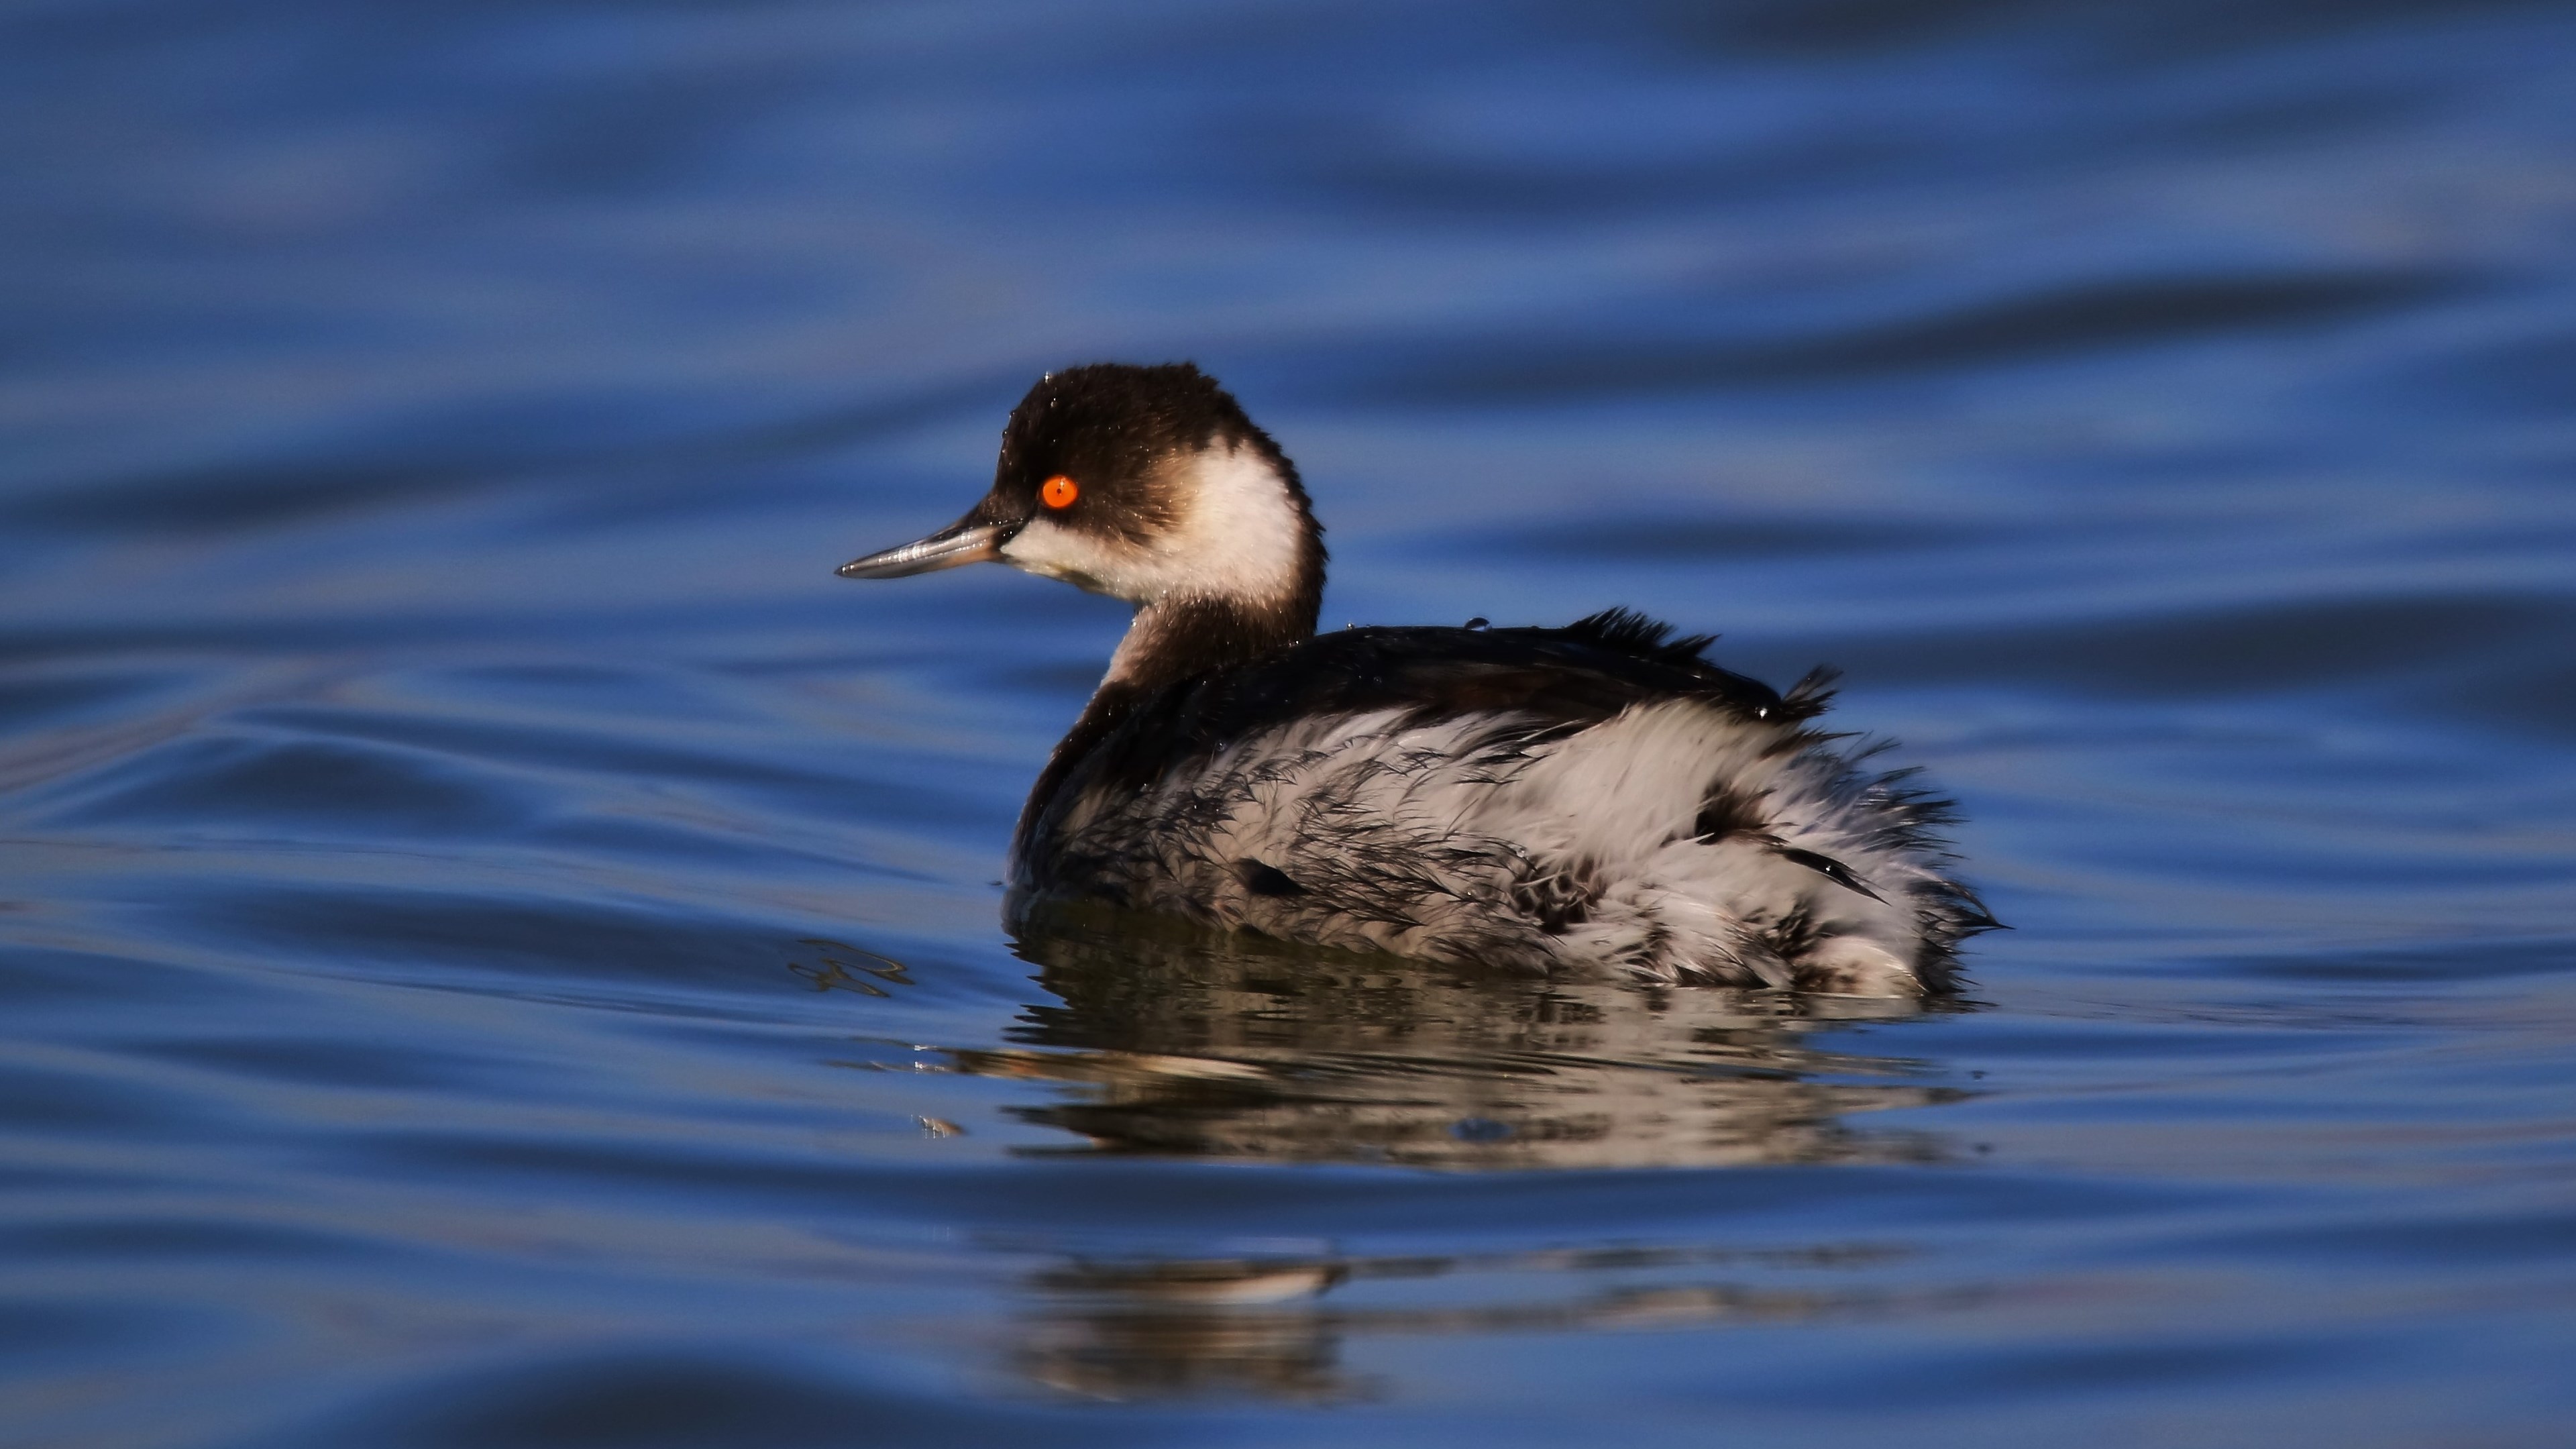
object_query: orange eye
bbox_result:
[1040,475,1079,509]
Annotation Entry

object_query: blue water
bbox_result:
[6,2,2575,1444]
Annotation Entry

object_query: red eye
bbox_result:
[1040,475,1079,509]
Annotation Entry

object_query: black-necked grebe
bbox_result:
[840,362,1993,996]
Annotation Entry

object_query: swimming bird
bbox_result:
[839,362,1992,995]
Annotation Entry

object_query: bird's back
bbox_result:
[1010,610,1988,994]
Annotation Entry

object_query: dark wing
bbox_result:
[1071,610,1823,801]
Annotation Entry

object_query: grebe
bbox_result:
[840,362,1992,996]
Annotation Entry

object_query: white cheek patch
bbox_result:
[1000,518,1139,596]
[998,445,1305,608]
[1150,445,1305,606]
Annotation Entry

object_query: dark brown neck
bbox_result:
[1103,591,1316,696]
[1012,591,1316,865]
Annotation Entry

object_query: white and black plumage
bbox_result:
[841,362,1994,996]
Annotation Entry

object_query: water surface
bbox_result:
[5,1,2575,1444]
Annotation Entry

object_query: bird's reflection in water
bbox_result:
[951,901,1972,1171]
[1010,1243,1949,1403]
[918,904,1981,1403]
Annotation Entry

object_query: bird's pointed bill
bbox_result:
[837,517,1010,578]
